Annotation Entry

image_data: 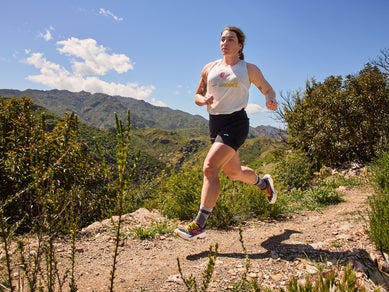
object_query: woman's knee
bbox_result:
[203,162,219,178]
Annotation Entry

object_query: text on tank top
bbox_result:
[206,59,250,115]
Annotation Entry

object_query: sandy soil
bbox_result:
[49,185,388,291]
[7,185,388,291]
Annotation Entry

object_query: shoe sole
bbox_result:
[174,228,207,241]
[263,174,277,204]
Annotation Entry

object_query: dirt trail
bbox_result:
[57,186,388,291]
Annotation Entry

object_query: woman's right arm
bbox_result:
[195,62,214,106]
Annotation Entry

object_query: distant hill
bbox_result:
[0,89,208,132]
[0,89,285,140]
[250,124,287,141]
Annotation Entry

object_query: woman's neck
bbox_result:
[223,55,241,66]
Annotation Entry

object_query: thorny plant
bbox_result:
[177,243,218,292]
[108,111,139,292]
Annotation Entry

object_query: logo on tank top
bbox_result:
[212,72,238,88]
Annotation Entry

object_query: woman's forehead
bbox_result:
[221,30,238,38]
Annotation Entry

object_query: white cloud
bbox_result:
[24,38,157,102]
[245,103,267,113]
[99,8,123,21]
[57,37,133,75]
[149,98,167,107]
[39,26,54,41]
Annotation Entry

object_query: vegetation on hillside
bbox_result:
[275,53,389,253]
[0,88,285,141]
[0,97,116,232]
[280,64,388,168]
[0,89,210,133]
[368,151,389,254]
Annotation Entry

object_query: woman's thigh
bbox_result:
[203,142,236,173]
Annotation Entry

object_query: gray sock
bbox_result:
[254,175,267,190]
[194,205,213,228]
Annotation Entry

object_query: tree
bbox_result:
[0,97,115,232]
[370,48,389,77]
[281,64,389,168]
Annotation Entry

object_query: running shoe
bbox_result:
[261,174,277,204]
[174,221,206,240]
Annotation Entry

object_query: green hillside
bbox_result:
[0,89,209,133]
[0,89,284,140]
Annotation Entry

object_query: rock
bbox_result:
[270,273,283,282]
[305,264,318,275]
[309,242,326,249]
[166,274,183,284]
[380,258,389,273]
[80,208,166,236]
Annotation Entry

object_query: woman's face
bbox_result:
[220,30,242,57]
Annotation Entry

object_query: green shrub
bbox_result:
[370,151,389,192]
[368,151,389,253]
[0,98,115,233]
[160,166,203,220]
[368,191,389,253]
[287,263,373,292]
[177,244,218,291]
[205,177,285,228]
[160,166,283,228]
[319,171,364,188]
[282,65,389,167]
[281,180,344,213]
[274,149,314,191]
[132,220,173,240]
[310,184,344,206]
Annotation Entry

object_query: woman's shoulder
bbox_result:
[246,62,263,74]
[205,59,222,68]
[245,61,258,69]
[202,59,222,75]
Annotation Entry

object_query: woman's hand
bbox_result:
[266,98,278,111]
[196,94,214,106]
[204,95,214,105]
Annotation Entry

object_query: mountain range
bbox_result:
[0,89,285,139]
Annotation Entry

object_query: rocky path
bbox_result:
[58,185,388,291]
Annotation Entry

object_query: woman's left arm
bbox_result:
[247,63,277,111]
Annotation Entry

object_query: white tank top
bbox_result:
[206,59,250,115]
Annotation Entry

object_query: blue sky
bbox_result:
[1,0,388,127]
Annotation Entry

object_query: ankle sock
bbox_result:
[194,205,213,229]
[254,175,267,190]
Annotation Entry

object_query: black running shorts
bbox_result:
[209,109,249,151]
